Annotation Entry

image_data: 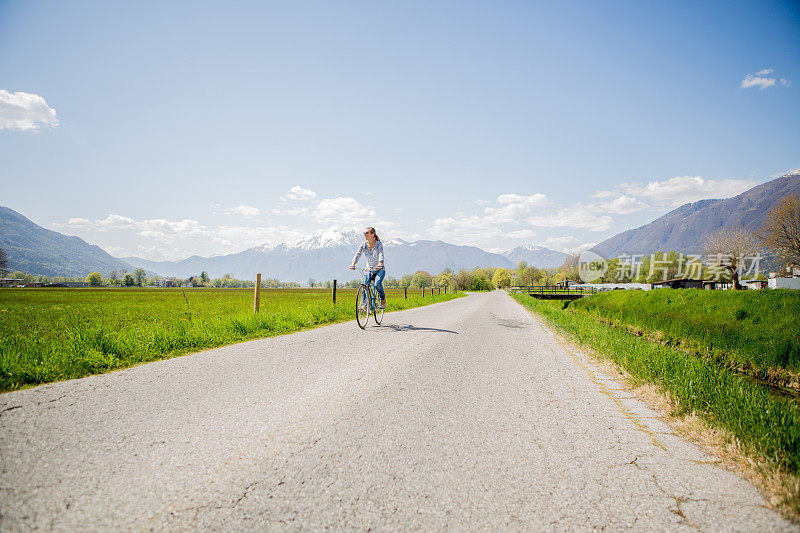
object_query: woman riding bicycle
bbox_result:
[349,227,385,309]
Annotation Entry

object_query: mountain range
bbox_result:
[3,171,797,282]
[592,171,800,258]
[123,231,568,282]
[0,206,133,278]
[0,209,567,281]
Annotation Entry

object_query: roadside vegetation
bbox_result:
[574,289,800,379]
[0,287,462,392]
[512,291,800,517]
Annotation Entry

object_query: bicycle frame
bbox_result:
[355,267,379,311]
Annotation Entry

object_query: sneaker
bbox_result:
[380,300,386,309]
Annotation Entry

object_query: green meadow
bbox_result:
[0,287,461,392]
[573,289,800,376]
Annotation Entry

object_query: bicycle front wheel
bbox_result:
[355,284,370,329]
[374,298,384,324]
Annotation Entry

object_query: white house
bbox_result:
[768,277,800,290]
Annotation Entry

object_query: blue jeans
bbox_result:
[365,269,386,300]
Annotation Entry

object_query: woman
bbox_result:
[349,227,386,308]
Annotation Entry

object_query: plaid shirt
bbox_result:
[352,241,385,271]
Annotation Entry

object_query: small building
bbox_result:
[768,277,800,290]
[153,278,179,288]
[0,278,23,288]
[577,283,651,292]
[651,278,707,290]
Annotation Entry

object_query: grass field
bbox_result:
[572,289,800,376]
[512,292,800,514]
[0,287,462,392]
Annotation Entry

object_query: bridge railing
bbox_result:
[510,285,598,297]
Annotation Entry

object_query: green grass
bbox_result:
[512,292,800,476]
[0,287,462,392]
[571,289,800,375]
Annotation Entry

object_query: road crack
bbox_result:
[0,405,22,416]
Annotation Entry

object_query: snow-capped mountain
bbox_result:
[503,244,568,268]
[123,229,564,282]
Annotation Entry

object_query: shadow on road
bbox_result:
[374,323,459,334]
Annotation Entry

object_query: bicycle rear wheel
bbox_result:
[355,284,370,329]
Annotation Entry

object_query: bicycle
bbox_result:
[353,266,384,329]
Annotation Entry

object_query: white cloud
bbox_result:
[215,225,305,249]
[599,175,756,208]
[496,193,547,206]
[137,219,208,241]
[225,205,259,216]
[313,197,376,226]
[781,78,791,87]
[273,192,397,234]
[541,236,597,254]
[103,246,127,257]
[741,69,777,89]
[600,195,648,214]
[63,214,135,231]
[483,193,548,223]
[285,185,317,200]
[430,215,506,248]
[527,207,613,232]
[65,217,91,229]
[506,229,537,239]
[428,192,547,247]
[97,214,136,229]
[60,214,208,241]
[0,90,59,130]
[134,245,197,262]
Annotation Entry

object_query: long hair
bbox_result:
[366,227,380,241]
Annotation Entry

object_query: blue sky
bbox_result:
[1,0,798,260]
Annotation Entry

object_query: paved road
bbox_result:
[0,291,794,531]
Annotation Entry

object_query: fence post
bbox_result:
[254,273,261,313]
[332,279,337,304]
[404,287,407,299]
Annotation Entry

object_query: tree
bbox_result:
[308,278,316,288]
[109,270,119,286]
[12,271,33,284]
[123,273,135,286]
[399,274,413,289]
[704,227,760,290]
[86,272,102,286]
[134,268,146,287]
[411,270,432,288]
[0,247,8,277]
[453,270,474,291]
[517,265,537,286]
[434,268,453,289]
[492,268,511,288]
[559,254,580,282]
[200,271,210,285]
[470,276,490,291]
[759,193,800,270]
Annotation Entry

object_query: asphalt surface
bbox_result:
[0,291,795,531]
